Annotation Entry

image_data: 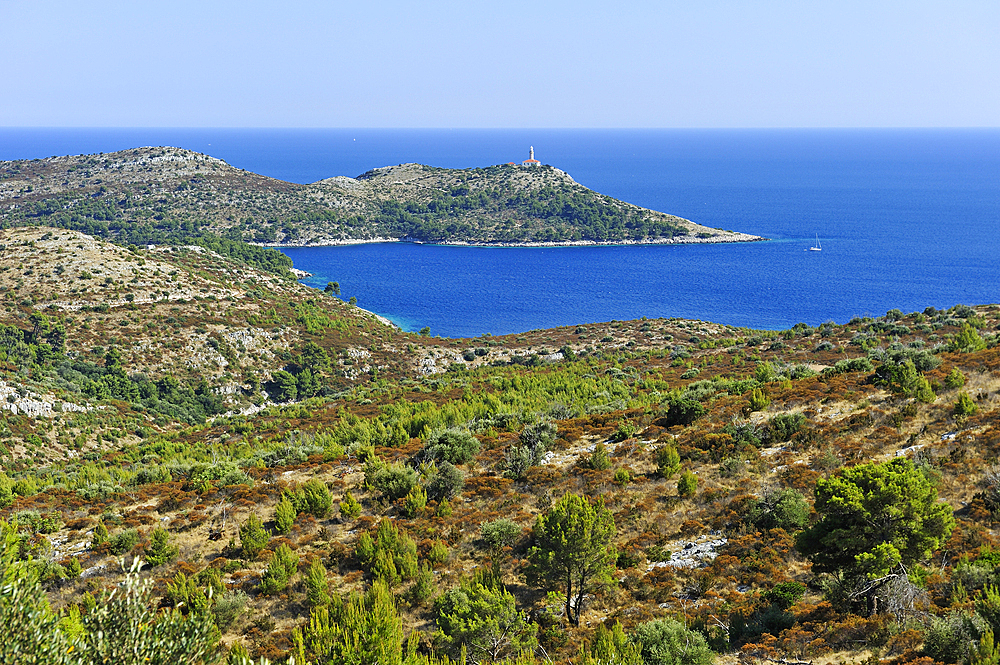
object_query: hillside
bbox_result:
[3,225,1000,665]
[0,147,764,246]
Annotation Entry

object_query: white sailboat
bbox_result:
[809,234,822,251]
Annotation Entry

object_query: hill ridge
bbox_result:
[1,146,765,246]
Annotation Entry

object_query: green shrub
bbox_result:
[304,557,330,608]
[410,562,436,605]
[425,461,464,501]
[355,519,418,583]
[656,445,681,479]
[766,413,805,443]
[945,368,967,389]
[145,527,178,567]
[239,513,269,560]
[0,472,14,509]
[750,488,810,532]
[662,395,705,426]
[763,581,807,610]
[92,520,109,547]
[107,528,140,555]
[259,543,299,596]
[424,428,481,465]
[481,518,520,553]
[365,459,417,501]
[402,485,427,518]
[65,556,82,579]
[427,540,449,566]
[274,495,296,534]
[956,392,980,417]
[951,323,986,353]
[677,471,698,499]
[747,387,770,413]
[611,420,637,442]
[292,479,332,518]
[434,568,537,661]
[632,617,715,665]
[590,442,611,470]
[339,491,362,519]
[924,611,985,664]
[212,590,248,631]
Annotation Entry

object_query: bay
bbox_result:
[2,128,998,337]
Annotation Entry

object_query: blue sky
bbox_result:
[1,0,997,127]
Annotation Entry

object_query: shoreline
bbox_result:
[259,232,767,249]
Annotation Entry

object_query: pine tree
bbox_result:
[274,495,296,534]
[305,557,331,608]
[526,492,616,626]
[145,527,179,567]
[239,513,269,560]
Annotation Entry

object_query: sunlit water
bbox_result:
[4,128,998,337]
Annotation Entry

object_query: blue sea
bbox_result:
[2,128,999,337]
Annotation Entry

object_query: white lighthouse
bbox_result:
[522,146,540,166]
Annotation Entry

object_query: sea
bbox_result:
[2,128,999,338]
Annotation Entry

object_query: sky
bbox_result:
[1,0,998,128]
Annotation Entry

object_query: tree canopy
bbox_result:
[797,458,954,581]
[526,492,616,626]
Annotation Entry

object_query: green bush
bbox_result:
[434,568,537,661]
[410,562,436,605]
[656,445,681,479]
[762,581,807,610]
[402,485,427,518]
[107,528,140,555]
[212,590,248,631]
[427,540,450,566]
[945,368,967,389]
[924,611,986,664]
[750,488,810,532]
[481,518,520,553]
[145,527,178,567]
[91,520,109,547]
[339,491,362,519]
[365,459,417,501]
[590,442,611,470]
[274,495,296,534]
[956,392,979,417]
[0,530,219,665]
[747,387,770,413]
[259,543,299,596]
[677,471,698,499]
[767,413,805,443]
[632,618,715,665]
[0,472,14,509]
[304,557,330,607]
[355,519,418,583]
[292,479,332,518]
[239,513,269,560]
[425,461,464,501]
[662,395,705,426]
[424,428,481,465]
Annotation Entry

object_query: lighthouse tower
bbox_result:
[522,146,541,166]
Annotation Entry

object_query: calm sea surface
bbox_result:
[2,128,999,337]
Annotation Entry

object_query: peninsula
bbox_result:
[0,146,764,247]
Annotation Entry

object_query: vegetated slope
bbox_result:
[0,147,764,245]
[2,274,1000,665]
[0,226,415,461]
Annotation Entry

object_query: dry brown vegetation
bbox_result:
[1,226,1000,665]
